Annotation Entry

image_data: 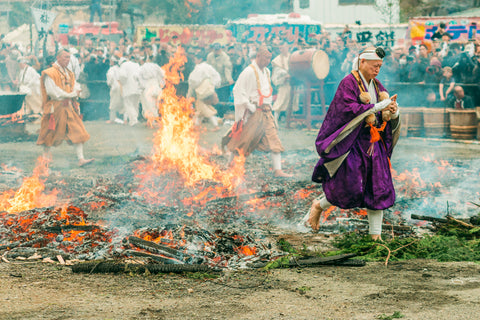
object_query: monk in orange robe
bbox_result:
[37,49,94,167]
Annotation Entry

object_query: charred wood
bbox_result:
[251,253,363,268]
[411,214,448,223]
[42,225,101,233]
[122,249,184,264]
[206,190,285,205]
[92,191,143,203]
[127,236,187,260]
[70,260,214,274]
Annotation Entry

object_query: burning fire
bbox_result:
[0,156,58,213]
[136,46,245,205]
[0,110,24,126]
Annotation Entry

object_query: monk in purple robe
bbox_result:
[305,47,401,241]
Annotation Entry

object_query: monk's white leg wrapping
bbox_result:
[209,116,218,127]
[271,152,282,170]
[318,196,332,211]
[367,209,383,235]
[74,143,85,161]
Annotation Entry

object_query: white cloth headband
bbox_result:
[358,50,383,61]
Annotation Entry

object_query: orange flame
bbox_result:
[0,156,58,213]
[140,46,244,199]
[236,245,257,256]
[0,110,24,126]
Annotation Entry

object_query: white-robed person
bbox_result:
[67,47,81,80]
[271,42,292,123]
[187,50,222,131]
[138,55,165,120]
[118,56,141,126]
[106,56,126,123]
[16,56,42,116]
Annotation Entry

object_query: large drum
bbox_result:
[288,49,329,82]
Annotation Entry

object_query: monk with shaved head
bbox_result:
[224,45,292,178]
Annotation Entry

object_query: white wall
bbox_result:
[293,0,400,25]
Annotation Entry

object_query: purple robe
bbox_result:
[312,73,400,210]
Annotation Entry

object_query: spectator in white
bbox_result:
[5,49,20,90]
[106,56,126,124]
[118,56,141,126]
[16,56,42,115]
[187,50,222,131]
[67,47,81,79]
[271,42,293,123]
[138,55,165,120]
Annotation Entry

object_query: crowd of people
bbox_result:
[0,22,479,127]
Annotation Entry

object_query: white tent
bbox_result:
[2,24,39,50]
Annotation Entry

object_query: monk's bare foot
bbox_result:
[307,199,323,231]
[78,158,95,167]
[274,169,293,178]
[370,234,382,241]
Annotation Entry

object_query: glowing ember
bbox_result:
[0,110,24,126]
[0,156,58,213]
[321,206,336,223]
[236,245,257,256]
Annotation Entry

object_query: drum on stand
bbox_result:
[288,49,329,82]
[286,49,330,129]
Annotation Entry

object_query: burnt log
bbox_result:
[127,236,187,260]
[0,241,21,251]
[42,224,101,233]
[410,214,448,223]
[206,189,285,205]
[122,249,184,264]
[251,253,363,268]
[411,214,476,227]
[70,260,213,274]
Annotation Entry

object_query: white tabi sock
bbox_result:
[367,209,384,235]
[209,116,219,127]
[271,152,282,170]
[318,195,332,210]
[74,143,85,161]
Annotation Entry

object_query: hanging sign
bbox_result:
[30,7,57,33]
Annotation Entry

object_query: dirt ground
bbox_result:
[1,120,480,320]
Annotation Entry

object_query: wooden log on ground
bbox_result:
[127,236,186,260]
[446,216,475,228]
[70,261,213,274]
[206,190,285,205]
[251,253,363,268]
[42,225,101,233]
[122,249,184,264]
[293,253,359,266]
[410,214,448,223]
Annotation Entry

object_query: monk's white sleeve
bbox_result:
[390,106,400,119]
[372,98,392,112]
[44,76,77,100]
